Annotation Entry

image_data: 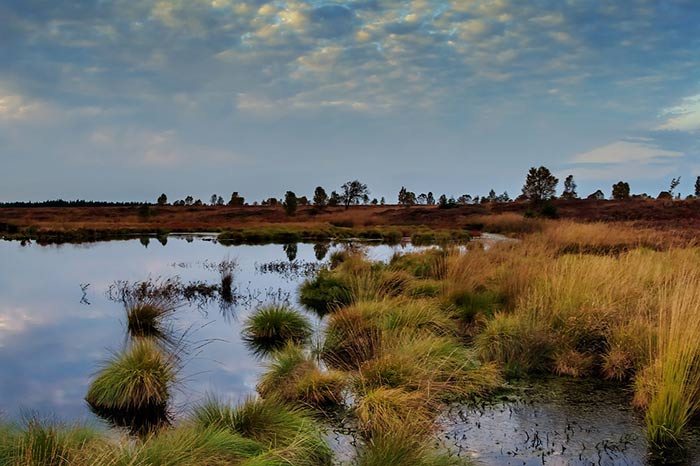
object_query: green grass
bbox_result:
[85,339,176,434]
[242,305,312,356]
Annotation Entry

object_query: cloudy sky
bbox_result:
[1,0,699,202]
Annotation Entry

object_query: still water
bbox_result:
[0,235,408,422]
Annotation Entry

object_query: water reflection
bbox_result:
[0,237,414,423]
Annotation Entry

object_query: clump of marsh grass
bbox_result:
[298,270,351,316]
[0,417,101,466]
[644,271,700,449]
[118,425,265,465]
[85,339,177,435]
[218,257,238,304]
[321,306,382,370]
[353,387,467,466]
[257,345,346,409]
[109,277,184,350]
[190,396,333,465]
[475,313,554,377]
[356,333,502,400]
[242,305,312,356]
[552,349,596,378]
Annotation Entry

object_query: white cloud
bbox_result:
[0,93,46,121]
[656,94,700,133]
[571,140,683,164]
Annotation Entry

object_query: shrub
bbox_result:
[242,305,312,356]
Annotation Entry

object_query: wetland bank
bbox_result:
[2,218,700,465]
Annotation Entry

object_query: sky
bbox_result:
[0,0,699,203]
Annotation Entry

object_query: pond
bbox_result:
[0,235,412,422]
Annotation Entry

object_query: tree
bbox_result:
[340,180,369,209]
[313,186,328,207]
[561,175,578,199]
[486,189,497,203]
[228,192,245,206]
[497,191,511,203]
[457,194,472,205]
[669,177,681,197]
[216,196,224,205]
[157,193,168,205]
[210,194,218,205]
[695,176,700,197]
[283,191,297,216]
[328,191,340,207]
[380,197,385,205]
[426,192,435,205]
[587,190,605,200]
[611,181,630,200]
[522,166,558,203]
[184,195,194,206]
[398,187,416,206]
[417,193,428,205]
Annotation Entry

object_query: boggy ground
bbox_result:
[291,220,700,462]
[3,219,700,466]
[3,198,700,243]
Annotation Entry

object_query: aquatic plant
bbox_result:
[242,305,312,356]
[85,339,176,434]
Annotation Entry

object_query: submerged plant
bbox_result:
[85,339,176,435]
[242,305,312,356]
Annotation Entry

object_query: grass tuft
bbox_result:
[242,305,312,356]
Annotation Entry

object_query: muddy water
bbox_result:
[439,378,700,466]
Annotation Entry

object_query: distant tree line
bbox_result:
[0,199,144,208]
[6,172,699,213]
